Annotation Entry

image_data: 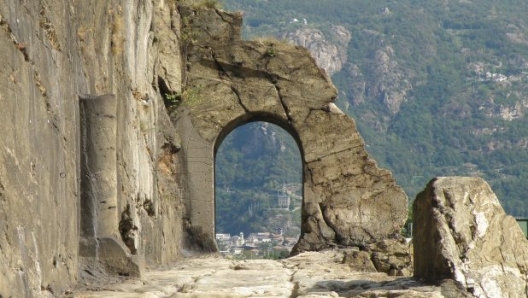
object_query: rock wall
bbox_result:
[0,0,184,295]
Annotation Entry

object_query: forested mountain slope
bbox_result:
[218,0,528,216]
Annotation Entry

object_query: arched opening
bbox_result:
[214,120,302,259]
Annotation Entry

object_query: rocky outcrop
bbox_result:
[339,238,413,277]
[414,177,528,298]
[347,45,411,117]
[176,6,408,255]
[281,26,351,76]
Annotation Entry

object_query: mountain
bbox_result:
[219,0,528,216]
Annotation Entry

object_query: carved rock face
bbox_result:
[414,177,528,298]
[176,7,408,253]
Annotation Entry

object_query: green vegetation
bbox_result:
[163,91,181,108]
[220,0,528,216]
[265,47,276,58]
[182,87,203,106]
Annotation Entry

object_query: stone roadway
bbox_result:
[73,251,443,297]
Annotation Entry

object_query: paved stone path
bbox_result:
[73,251,443,297]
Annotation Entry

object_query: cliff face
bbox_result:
[0,0,183,295]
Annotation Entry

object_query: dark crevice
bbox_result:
[309,145,362,163]
[214,9,228,23]
[201,58,292,82]
[119,204,138,254]
[84,269,96,277]
[212,54,232,79]
[230,86,250,114]
[1,18,30,62]
[143,199,155,217]
[161,140,181,154]
[0,180,4,201]
[318,203,338,241]
[183,218,217,252]
[305,165,316,186]
[361,227,377,244]
[158,76,180,110]
[289,280,300,298]
[272,83,294,124]
[303,107,324,125]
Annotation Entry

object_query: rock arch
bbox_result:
[174,7,408,253]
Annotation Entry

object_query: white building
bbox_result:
[216,233,231,241]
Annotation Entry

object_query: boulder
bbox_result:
[414,177,528,298]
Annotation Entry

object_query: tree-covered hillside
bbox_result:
[219,0,528,216]
[215,122,302,236]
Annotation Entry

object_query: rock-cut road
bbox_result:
[73,251,443,297]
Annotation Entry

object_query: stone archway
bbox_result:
[174,7,407,254]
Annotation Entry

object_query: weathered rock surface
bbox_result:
[414,177,528,298]
[177,5,407,255]
[73,251,442,297]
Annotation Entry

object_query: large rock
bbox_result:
[175,5,408,254]
[414,177,528,298]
